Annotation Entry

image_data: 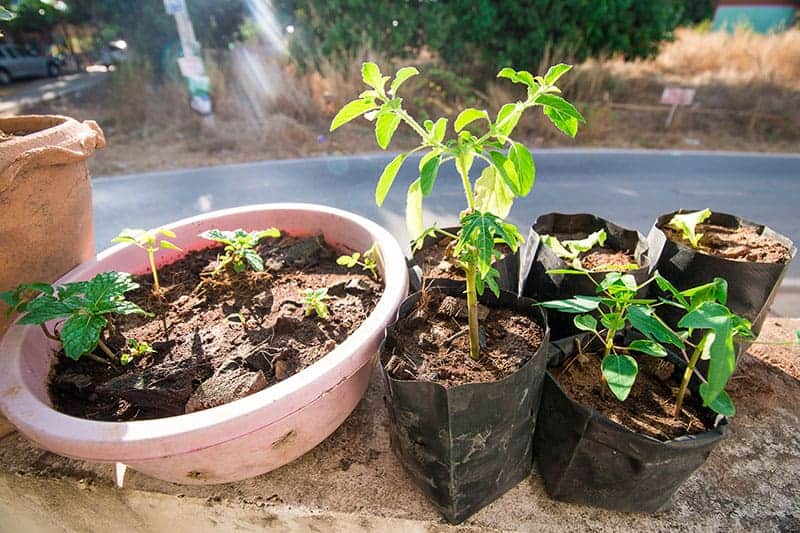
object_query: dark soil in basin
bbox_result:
[382,291,543,387]
[413,236,512,282]
[555,351,715,440]
[48,235,382,422]
[662,223,791,263]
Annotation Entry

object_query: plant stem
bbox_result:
[465,261,481,361]
[148,247,160,292]
[97,339,117,363]
[39,324,60,342]
[457,156,476,210]
[674,335,707,418]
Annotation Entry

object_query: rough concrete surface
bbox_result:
[0,319,798,532]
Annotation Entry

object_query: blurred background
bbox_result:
[0,0,798,176]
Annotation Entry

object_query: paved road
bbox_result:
[0,71,107,116]
[92,148,800,313]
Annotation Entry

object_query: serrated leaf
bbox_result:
[375,110,401,149]
[330,98,377,131]
[375,153,406,206]
[17,295,74,325]
[602,354,638,401]
[389,66,418,95]
[419,155,440,196]
[627,305,685,349]
[666,209,712,248]
[361,62,383,90]
[628,339,667,357]
[405,178,424,242]
[539,296,602,314]
[474,166,514,218]
[508,143,535,196]
[200,229,229,243]
[456,211,512,277]
[574,314,597,332]
[84,272,139,311]
[61,314,107,360]
[544,63,573,85]
[454,108,489,132]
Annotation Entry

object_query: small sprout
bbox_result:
[112,228,182,293]
[666,209,712,248]
[541,229,607,269]
[337,243,380,279]
[121,338,155,366]
[200,228,280,275]
[0,272,151,362]
[303,288,330,319]
[225,312,247,326]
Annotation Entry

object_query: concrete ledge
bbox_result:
[1,319,799,531]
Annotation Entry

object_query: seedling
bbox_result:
[541,229,608,269]
[200,228,280,274]
[337,243,380,279]
[666,208,712,248]
[121,338,155,366]
[303,288,331,319]
[0,271,151,362]
[332,62,584,359]
[112,228,181,293]
[540,270,752,418]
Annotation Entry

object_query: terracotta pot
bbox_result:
[0,204,408,485]
[0,115,104,437]
[0,115,105,337]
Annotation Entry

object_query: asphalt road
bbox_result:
[0,71,107,116]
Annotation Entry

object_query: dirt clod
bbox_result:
[663,223,791,263]
[185,366,268,414]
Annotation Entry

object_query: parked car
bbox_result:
[0,44,61,84]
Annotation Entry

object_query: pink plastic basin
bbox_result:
[0,204,408,484]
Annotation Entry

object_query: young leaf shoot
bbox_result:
[337,243,380,279]
[666,208,712,248]
[541,229,608,269]
[303,288,331,319]
[112,227,182,293]
[121,338,155,366]
[200,228,280,275]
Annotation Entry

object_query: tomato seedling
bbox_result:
[200,228,280,274]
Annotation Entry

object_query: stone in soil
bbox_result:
[185,364,268,414]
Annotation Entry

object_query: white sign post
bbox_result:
[164,0,213,116]
[660,87,695,129]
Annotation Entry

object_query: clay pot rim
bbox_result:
[0,203,408,462]
[0,114,72,139]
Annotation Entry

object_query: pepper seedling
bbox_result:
[540,270,752,417]
[112,228,182,293]
[200,228,280,275]
[332,61,584,360]
[541,229,609,270]
[121,338,155,366]
[666,208,712,248]
[303,288,331,319]
[337,243,380,279]
[0,272,151,363]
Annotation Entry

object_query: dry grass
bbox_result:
[25,27,800,176]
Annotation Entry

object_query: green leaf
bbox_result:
[61,314,107,360]
[495,103,522,137]
[420,155,440,196]
[455,151,474,178]
[419,149,441,171]
[544,63,572,85]
[17,295,74,325]
[361,62,383,90]
[574,314,598,332]
[666,209,712,248]
[537,94,585,122]
[84,272,139,311]
[375,153,406,206]
[432,118,447,143]
[627,305,685,349]
[543,106,579,138]
[601,312,625,331]
[243,249,264,272]
[405,178,424,242]
[497,67,518,82]
[474,166,514,219]
[542,234,575,260]
[539,296,602,314]
[159,241,181,251]
[654,272,688,308]
[508,143,535,196]
[628,339,667,357]
[601,354,638,401]
[681,278,727,308]
[375,111,401,149]
[457,211,497,277]
[564,229,607,254]
[703,387,735,417]
[330,98,377,131]
[389,66,419,95]
[545,268,589,276]
[200,229,229,243]
[488,151,523,196]
[454,108,489,132]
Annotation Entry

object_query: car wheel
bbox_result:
[0,69,11,85]
[47,62,60,77]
